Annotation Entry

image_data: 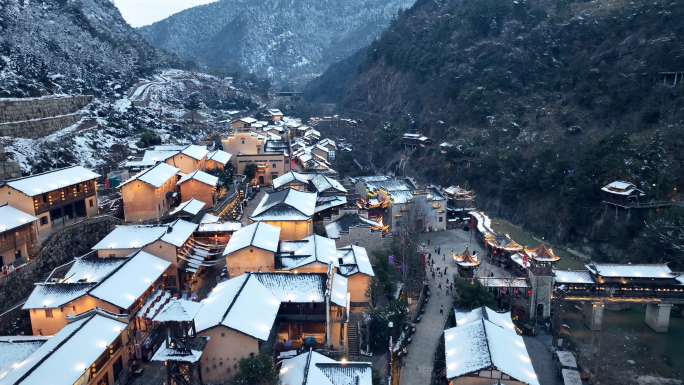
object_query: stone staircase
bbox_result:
[347,324,359,356]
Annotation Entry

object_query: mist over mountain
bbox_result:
[137,0,415,82]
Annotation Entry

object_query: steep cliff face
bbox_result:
[137,0,415,82]
[307,0,684,261]
[0,0,187,97]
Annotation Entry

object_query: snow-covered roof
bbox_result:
[141,150,179,163]
[585,263,674,278]
[276,235,339,270]
[330,274,348,307]
[194,274,280,339]
[62,256,125,283]
[120,162,179,189]
[267,109,283,116]
[0,338,48,381]
[0,310,127,385]
[444,320,539,384]
[601,181,636,194]
[250,189,317,221]
[279,350,372,385]
[23,283,94,309]
[177,170,218,187]
[154,145,187,151]
[0,204,37,233]
[314,196,347,213]
[324,214,382,240]
[160,219,198,247]
[556,351,577,368]
[181,145,209,161]
[252,273,327,304]
[92,219,196,250]
[200,213,220,224]
[364,178,414,194]
[510,253,530,269]
[24,251,170,310]
[454,306,515,331]
[310,174,346,194]
[476,277,530,288]
[222,222,280,255]
[197,222,242,233]
[237,117,257,124]
[170,199,206,216]
[206,150,232,165]
[553,270,594,284]
[88,251,171,309]
[3,166,100,197]
[151,338,208,363]
[427,187,445,201]
[562,369,582,385]
[272,171,310,189]
[444,186,471,196]
[153,300,203,322]
[337,245,375,277]
[388,190,414,204]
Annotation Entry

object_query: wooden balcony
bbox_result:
[0,230,34,253]
[33,190,96,215]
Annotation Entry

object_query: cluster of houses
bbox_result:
[0,111,382,385]
[0,108,493,385]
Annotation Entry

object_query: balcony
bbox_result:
[34,190,96,215]
[0,231,33,253]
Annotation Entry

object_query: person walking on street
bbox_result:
[437,246,441,254]
[438,283,442,290]
[439,305,443,315]
[428,239,431,245]
[444,266,448,275]
[446,277,449,285]
[432,271,435,279]
[442,254,445,261]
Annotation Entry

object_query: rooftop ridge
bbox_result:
[2,165,79,184]
[219,274,252,325]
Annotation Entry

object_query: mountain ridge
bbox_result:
[137,0,415,82]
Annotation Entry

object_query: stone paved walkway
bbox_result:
[399,228,512,385]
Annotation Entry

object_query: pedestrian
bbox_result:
[438,246,441,254]
[444,266,448,275]
[428,239,431,245]
[432,271,435,279]
[438,283,442,290]
[450,283,453,291]
[439,305,443,314]
[446,277,449,284]
[442,254,445,261]
[428,253,431,259]
[446,288,449,296]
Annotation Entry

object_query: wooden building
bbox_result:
[0,204,38,267]
[120,162,180,222]
[0,166,100,237]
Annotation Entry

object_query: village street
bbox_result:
[399,228,515,385]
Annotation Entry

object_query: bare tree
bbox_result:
[393,201,427,301]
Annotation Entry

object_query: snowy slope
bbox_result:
[138,0,416,81]
[0,0,187,98]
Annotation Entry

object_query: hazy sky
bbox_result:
[112,0,219,28]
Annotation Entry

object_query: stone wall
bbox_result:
[0,95,94,123]
[0,113,84,139]
[0,146,21,182]
[0,215,123,334]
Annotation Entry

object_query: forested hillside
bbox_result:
[306,0,684,265]
[0,0,188,97]
[138,0,414,82]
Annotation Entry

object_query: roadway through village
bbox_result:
[399,227,516,385]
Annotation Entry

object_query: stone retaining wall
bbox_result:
[0,146,21,182]
[0,95,94,123]
[0,215,123,334]
[0,113,84,139]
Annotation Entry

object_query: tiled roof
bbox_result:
[3,166,100,197]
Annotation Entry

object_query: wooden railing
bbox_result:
[34,191,96,215]
[0,232,32,253]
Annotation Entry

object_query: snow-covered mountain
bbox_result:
[138,0,415,82]
[0,0,188,97]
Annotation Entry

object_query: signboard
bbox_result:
[388,255,394,264]
[135,344,142,360]
[135,330,143,343]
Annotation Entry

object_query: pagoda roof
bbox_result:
[525,242,559,262]
[454,247,480,267]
